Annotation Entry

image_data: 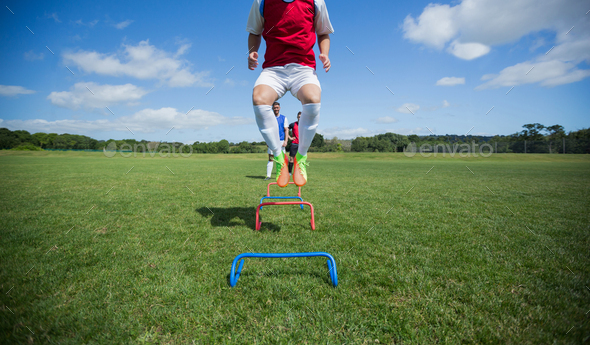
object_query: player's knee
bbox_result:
[300,92,321,104]
[252,91,272,106]
[305,95,321,104]
[252,94,265,106]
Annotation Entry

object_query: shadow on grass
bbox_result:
[225,266,333,287]
[245,175,267,180]
[195,206,280,232]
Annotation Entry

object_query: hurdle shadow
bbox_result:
[225,267,331,287]
[195,207,280,232]
[245,175,267,180]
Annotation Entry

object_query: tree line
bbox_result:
[0,128,326,154]
[349,124,589,154]
[1,123,588,153]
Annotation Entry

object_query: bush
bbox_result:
[12,144,43,151]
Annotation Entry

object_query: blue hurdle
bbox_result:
[260,182,304,210]
[259,196,304,209]
[229,252,338,287]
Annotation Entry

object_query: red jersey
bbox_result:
[262,0,317,69]
[289,121,300,144]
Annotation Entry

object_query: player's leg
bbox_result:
[253,85,281,155]
[265,152,273,180]
[293,84,321,186]
[252,80,289,187]
[288,144,297,175]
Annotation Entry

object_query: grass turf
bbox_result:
[0,151,589,344]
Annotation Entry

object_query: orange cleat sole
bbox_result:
[293,157,307,186]
[277,154,290,187]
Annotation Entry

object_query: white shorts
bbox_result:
[254,63,321,101]
[268,146,286,155]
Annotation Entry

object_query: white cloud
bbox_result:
[174,43,191,58]
[436,77,465,86]
[529,37,546,52]
[390,127,429,135]
[320,126,432,139]
[396,103,420,114]
[403,4,457,49]
[24,50,44,61]
[376,116,398,124]
[403,0,588,59]
[477,35,590,89]
[223,79,248,87]
[422,100,452,111]
[476,59,590,89]
[47,82,149,110]
[46,12,61,23]
[405,0,590,88]
[0,85,36,97]
[123,108,253,132]
[447,40,490,60]
[114,20,133,29]
[319,127,385,139]
[1,107,253,134]
[74,19,99,27]
[63,40,210,87]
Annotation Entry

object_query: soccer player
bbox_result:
[247,0,333,187]
[264,102,289,181]
[288,111,301,175]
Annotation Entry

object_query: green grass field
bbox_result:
[1,151,589,344]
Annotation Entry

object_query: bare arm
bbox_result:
[248,33,262,70]
[318,34,331,72]
[283,127,289,147]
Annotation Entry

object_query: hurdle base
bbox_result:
[256,201,315,230]
[229,252,337,287]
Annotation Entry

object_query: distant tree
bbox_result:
[323,137,340,152]
[521,123,545,140]
[52,135,68,149]
[0,128,17,149]
[31,132,45,147]
[311,133,324,147]
[45,133,58,148]
[368,138,392,152]
[375,132,409,152]
[546,124,565,140]
[217,140,230,153]
[351,137,368,152]
[407,134,420,143]
[13,130,32,144]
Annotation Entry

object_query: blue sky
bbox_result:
[1,0,589,143]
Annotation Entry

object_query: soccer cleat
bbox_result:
[264,176,271,181]
[293,152,308,186]
[274,152,290,187]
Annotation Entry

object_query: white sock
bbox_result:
[297,103,320,156]
[266,161,273,177]
[254,105,282,156]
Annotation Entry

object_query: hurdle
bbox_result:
[256,201,315,230]
[260,182,304,210]
[229,252,338,287]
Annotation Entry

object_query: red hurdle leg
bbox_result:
[256,201,315,230]
[309,202,315,230]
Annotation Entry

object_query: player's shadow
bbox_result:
[245,176,267,180]
[195,207,280,232]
